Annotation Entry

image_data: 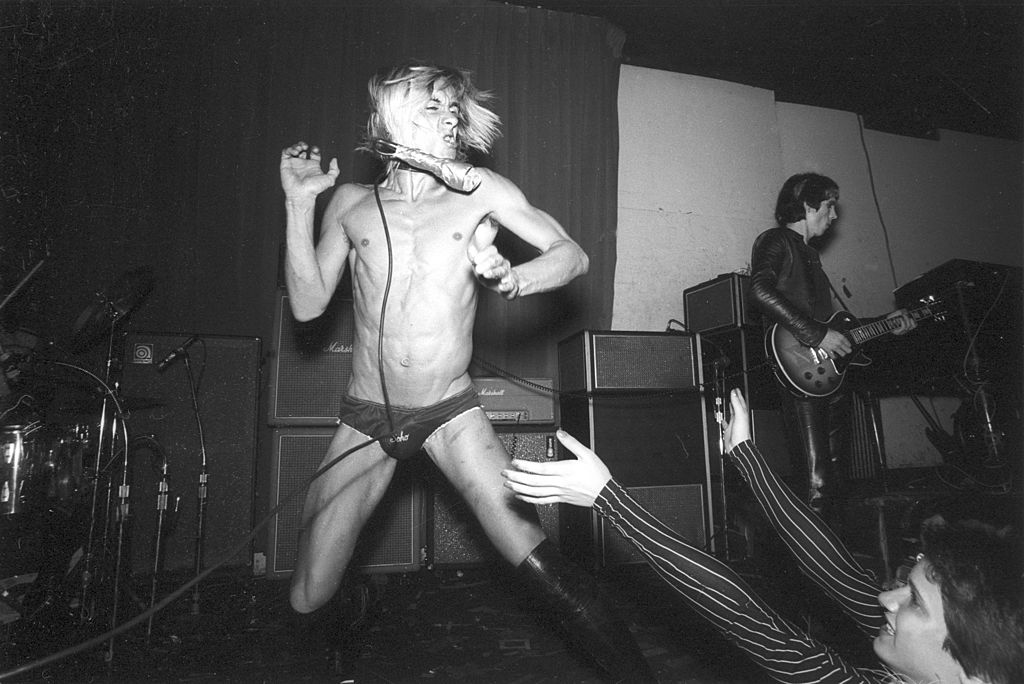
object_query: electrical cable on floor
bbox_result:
[0,435,382,682]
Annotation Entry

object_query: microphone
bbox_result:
[157,335,199,372]
[368,139,482,192]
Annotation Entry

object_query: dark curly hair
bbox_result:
[921,515,1024,684]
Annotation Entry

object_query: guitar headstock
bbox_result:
[916,295,949,323]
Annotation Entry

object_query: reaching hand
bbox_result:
[501,429,611,508]
[280,142,340,203]
[723,388,751,453]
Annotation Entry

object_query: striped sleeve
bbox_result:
[594,480,888,683]
[726,440,885,636]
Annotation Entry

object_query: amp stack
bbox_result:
[683,273,792,562]
[264,288,562,575]
[557,330,714,568]
[265,290,426,578]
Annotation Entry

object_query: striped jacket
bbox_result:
[593,440,898,683]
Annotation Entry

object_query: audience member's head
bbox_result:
[876,514,1023,684]
[922,515,1023,684]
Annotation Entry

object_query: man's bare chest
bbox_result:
[344,195,481,261]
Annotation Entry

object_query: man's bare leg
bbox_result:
[426,410,654,682]
[425,409,546,564]
[290,425,397,614]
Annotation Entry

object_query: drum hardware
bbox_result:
[0,260,45,314]
[62,267,153,670]
[0,572,39,625]
[70,267,153,354]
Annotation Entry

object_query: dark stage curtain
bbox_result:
[4,0,623,381]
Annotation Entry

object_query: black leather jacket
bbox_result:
[748,227,834,347]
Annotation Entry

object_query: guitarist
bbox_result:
[748,173,916,528]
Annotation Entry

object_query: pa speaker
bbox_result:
[121,333,260,575]
[429,430,560,568]
[265,428,424,578]
[267,290,354,426]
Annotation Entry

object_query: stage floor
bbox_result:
[1,557,882,684]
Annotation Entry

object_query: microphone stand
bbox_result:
[147,459,178,642]
[106,411,131,670]
[79,309,120,625]
[180,353,209,615]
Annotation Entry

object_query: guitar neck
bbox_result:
[848,306,933,344]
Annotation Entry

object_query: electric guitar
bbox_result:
[766,297,945,397]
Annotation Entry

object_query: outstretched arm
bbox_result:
[724,389,883,635]
[503,430,876,682]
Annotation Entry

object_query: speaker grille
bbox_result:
[558,331,698,392]
[266,428,423,577]
[430,431,559,568]
[122,333,260,574]
[600,484,706,565]
[268,291,354,425]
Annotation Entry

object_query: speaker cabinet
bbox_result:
[265,428,424,578]
[600,484,706,565]
[430,430,560,568]
[121,333,260,575]
[557,331,713,564]
[699,326,795,562]
[558,330,699,392]
[267,290,354,426]
[698,325,791,475]
[684,273,754,334]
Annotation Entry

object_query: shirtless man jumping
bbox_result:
[279,62,651,681]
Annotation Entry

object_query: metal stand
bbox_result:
[180,354,209,614]
[147,459,175,642]
[106,425,131,668]
[953,279,1004,464]
[78,310,125,626]
[709,357,731,559]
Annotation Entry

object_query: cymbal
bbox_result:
[71,267,154,351]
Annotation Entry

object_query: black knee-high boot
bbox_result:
[516,539,655,682]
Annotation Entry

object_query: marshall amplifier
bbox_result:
[267,290,354,426]
[471,377,555,425]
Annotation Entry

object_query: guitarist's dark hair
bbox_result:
[775,173,839,225]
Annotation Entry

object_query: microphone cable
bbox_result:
[372,181,398,445]
[0,434,382,681]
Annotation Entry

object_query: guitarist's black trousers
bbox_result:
[778,386,851,531]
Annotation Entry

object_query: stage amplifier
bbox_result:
[471,377,555,425]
